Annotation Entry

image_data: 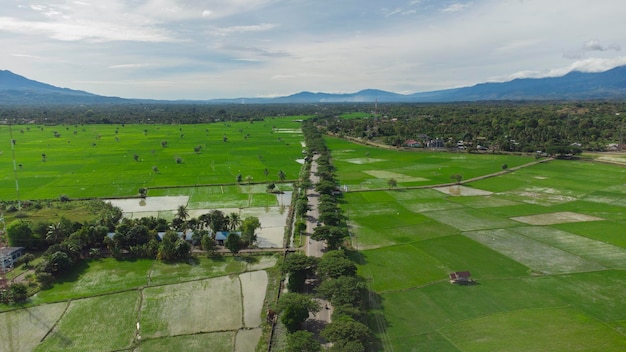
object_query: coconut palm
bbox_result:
[176,205,189,222]
[227,212,242,231]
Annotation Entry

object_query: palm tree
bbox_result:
[278,170,286,182]
[227,212,242,231]
[176,205,189,222]
[46,223,64,244]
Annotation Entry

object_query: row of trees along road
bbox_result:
[275,118,374,352]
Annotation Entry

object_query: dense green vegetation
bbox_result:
[325,101,626,152]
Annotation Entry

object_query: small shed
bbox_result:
[449,271,473,284]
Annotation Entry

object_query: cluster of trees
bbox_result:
[318,101,626,153]
[6,201,261,291]
[280,250,370,351]
[6,201,123,288]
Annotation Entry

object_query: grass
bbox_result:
[0,117,305,200]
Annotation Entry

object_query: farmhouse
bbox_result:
[215,231,241,246]
[449,271,473,284]
[0,247,24,271]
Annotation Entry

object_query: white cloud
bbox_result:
[209,23,278,36]
[441,2,472,13]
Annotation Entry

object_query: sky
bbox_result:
[1,0,625,100]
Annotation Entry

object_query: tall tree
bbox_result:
[225,232,241,254]
[240,216,261,247]
[278,170,286,182]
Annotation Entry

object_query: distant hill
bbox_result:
[2,66,626,105]
[0,70,128,104]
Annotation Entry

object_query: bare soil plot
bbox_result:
[463,229,606,274]
[239,271,268,328]
[0,302,68,352]
[511,211,603,225]
[140,276,242,338]
[433,185,493,196]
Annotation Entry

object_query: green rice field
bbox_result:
[339,148,626,351]
[0,117,306,200]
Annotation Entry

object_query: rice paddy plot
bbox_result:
[554,221,626,249]
[235,328,263,352]
[438,307,626,352]
[433,185,493,196]
[107,196,189,213]
[147,256,276,288]
[0,302,68,352]
[504,186,580,206]
[448,195,520,209]
[362,169,429,183]
[133,331,234,352]
[400,198,465,213]
[34,258,153,303]
[463,229,606,274]
[36,291,140,352]
[140,276,242,338]
[423,208,518,232]
[414,235,530,279]
[385,188,449,201]
[239,271,268,328]
[379,279,565,345]
[358,244,449,292]
[512,226,626,269]
[511,211,604,225]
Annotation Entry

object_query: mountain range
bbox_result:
[2,66,626,105]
